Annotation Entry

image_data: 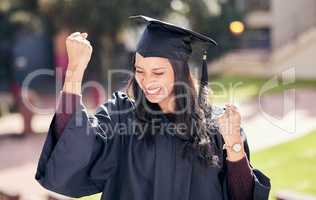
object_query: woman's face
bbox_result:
[134,53,175,104]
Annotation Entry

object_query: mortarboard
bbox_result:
[129,15,218,113]
[129,15,217,60]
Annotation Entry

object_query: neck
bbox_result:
[158,95,175,114]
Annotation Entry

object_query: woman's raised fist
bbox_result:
[66,32,93,72]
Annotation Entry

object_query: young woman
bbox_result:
[35,16,270,200]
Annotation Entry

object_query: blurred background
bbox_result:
[0,0,315,199]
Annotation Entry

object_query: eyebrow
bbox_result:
[135,65,167,70]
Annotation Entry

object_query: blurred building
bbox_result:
[210,0,316,79]
[240,0,316,50]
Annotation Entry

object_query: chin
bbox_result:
[145,94,166,103]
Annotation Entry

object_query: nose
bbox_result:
[141,75,159,90]
[143,81,158,90]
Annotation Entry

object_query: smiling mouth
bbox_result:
[145,87,161,95]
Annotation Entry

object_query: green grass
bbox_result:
[209,75,316,103]
[78,193,101,200]
[252,130,316,199]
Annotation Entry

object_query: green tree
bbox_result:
[45,0,172,88]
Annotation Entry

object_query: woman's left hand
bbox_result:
[217,104,245,161]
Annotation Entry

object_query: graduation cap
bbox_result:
[129,15,217,114]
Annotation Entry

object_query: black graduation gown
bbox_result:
[35,91,271,200]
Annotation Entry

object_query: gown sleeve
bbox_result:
[226,155,254,200]
[223,127,271,200]
[54,91,79,138]
[35,91,132,198]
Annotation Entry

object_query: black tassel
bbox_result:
[198,50,209,110]
[196,50,222,167]
[201,50,208,86]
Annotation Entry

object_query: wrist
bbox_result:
[65,67,85,80]
[224,142,245,162]
[63,69,84,95]
[226,149,245,162]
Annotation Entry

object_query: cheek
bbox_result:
[135,75,144,89]
[161,73,174,95]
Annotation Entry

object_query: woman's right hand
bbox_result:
[66,32,93,73]
[63,32,92,95]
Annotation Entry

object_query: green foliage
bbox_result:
[43,0,172,85]
[46,0,172,35]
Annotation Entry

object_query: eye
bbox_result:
[153,72,164,75]
[136,70,144,74]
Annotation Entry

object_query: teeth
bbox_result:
[147,87,160,94]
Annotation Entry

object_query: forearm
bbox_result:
[53,66,85,138]
[55,91,82,139]
[226,155,254,200]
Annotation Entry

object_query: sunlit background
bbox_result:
[0,0,316,199]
